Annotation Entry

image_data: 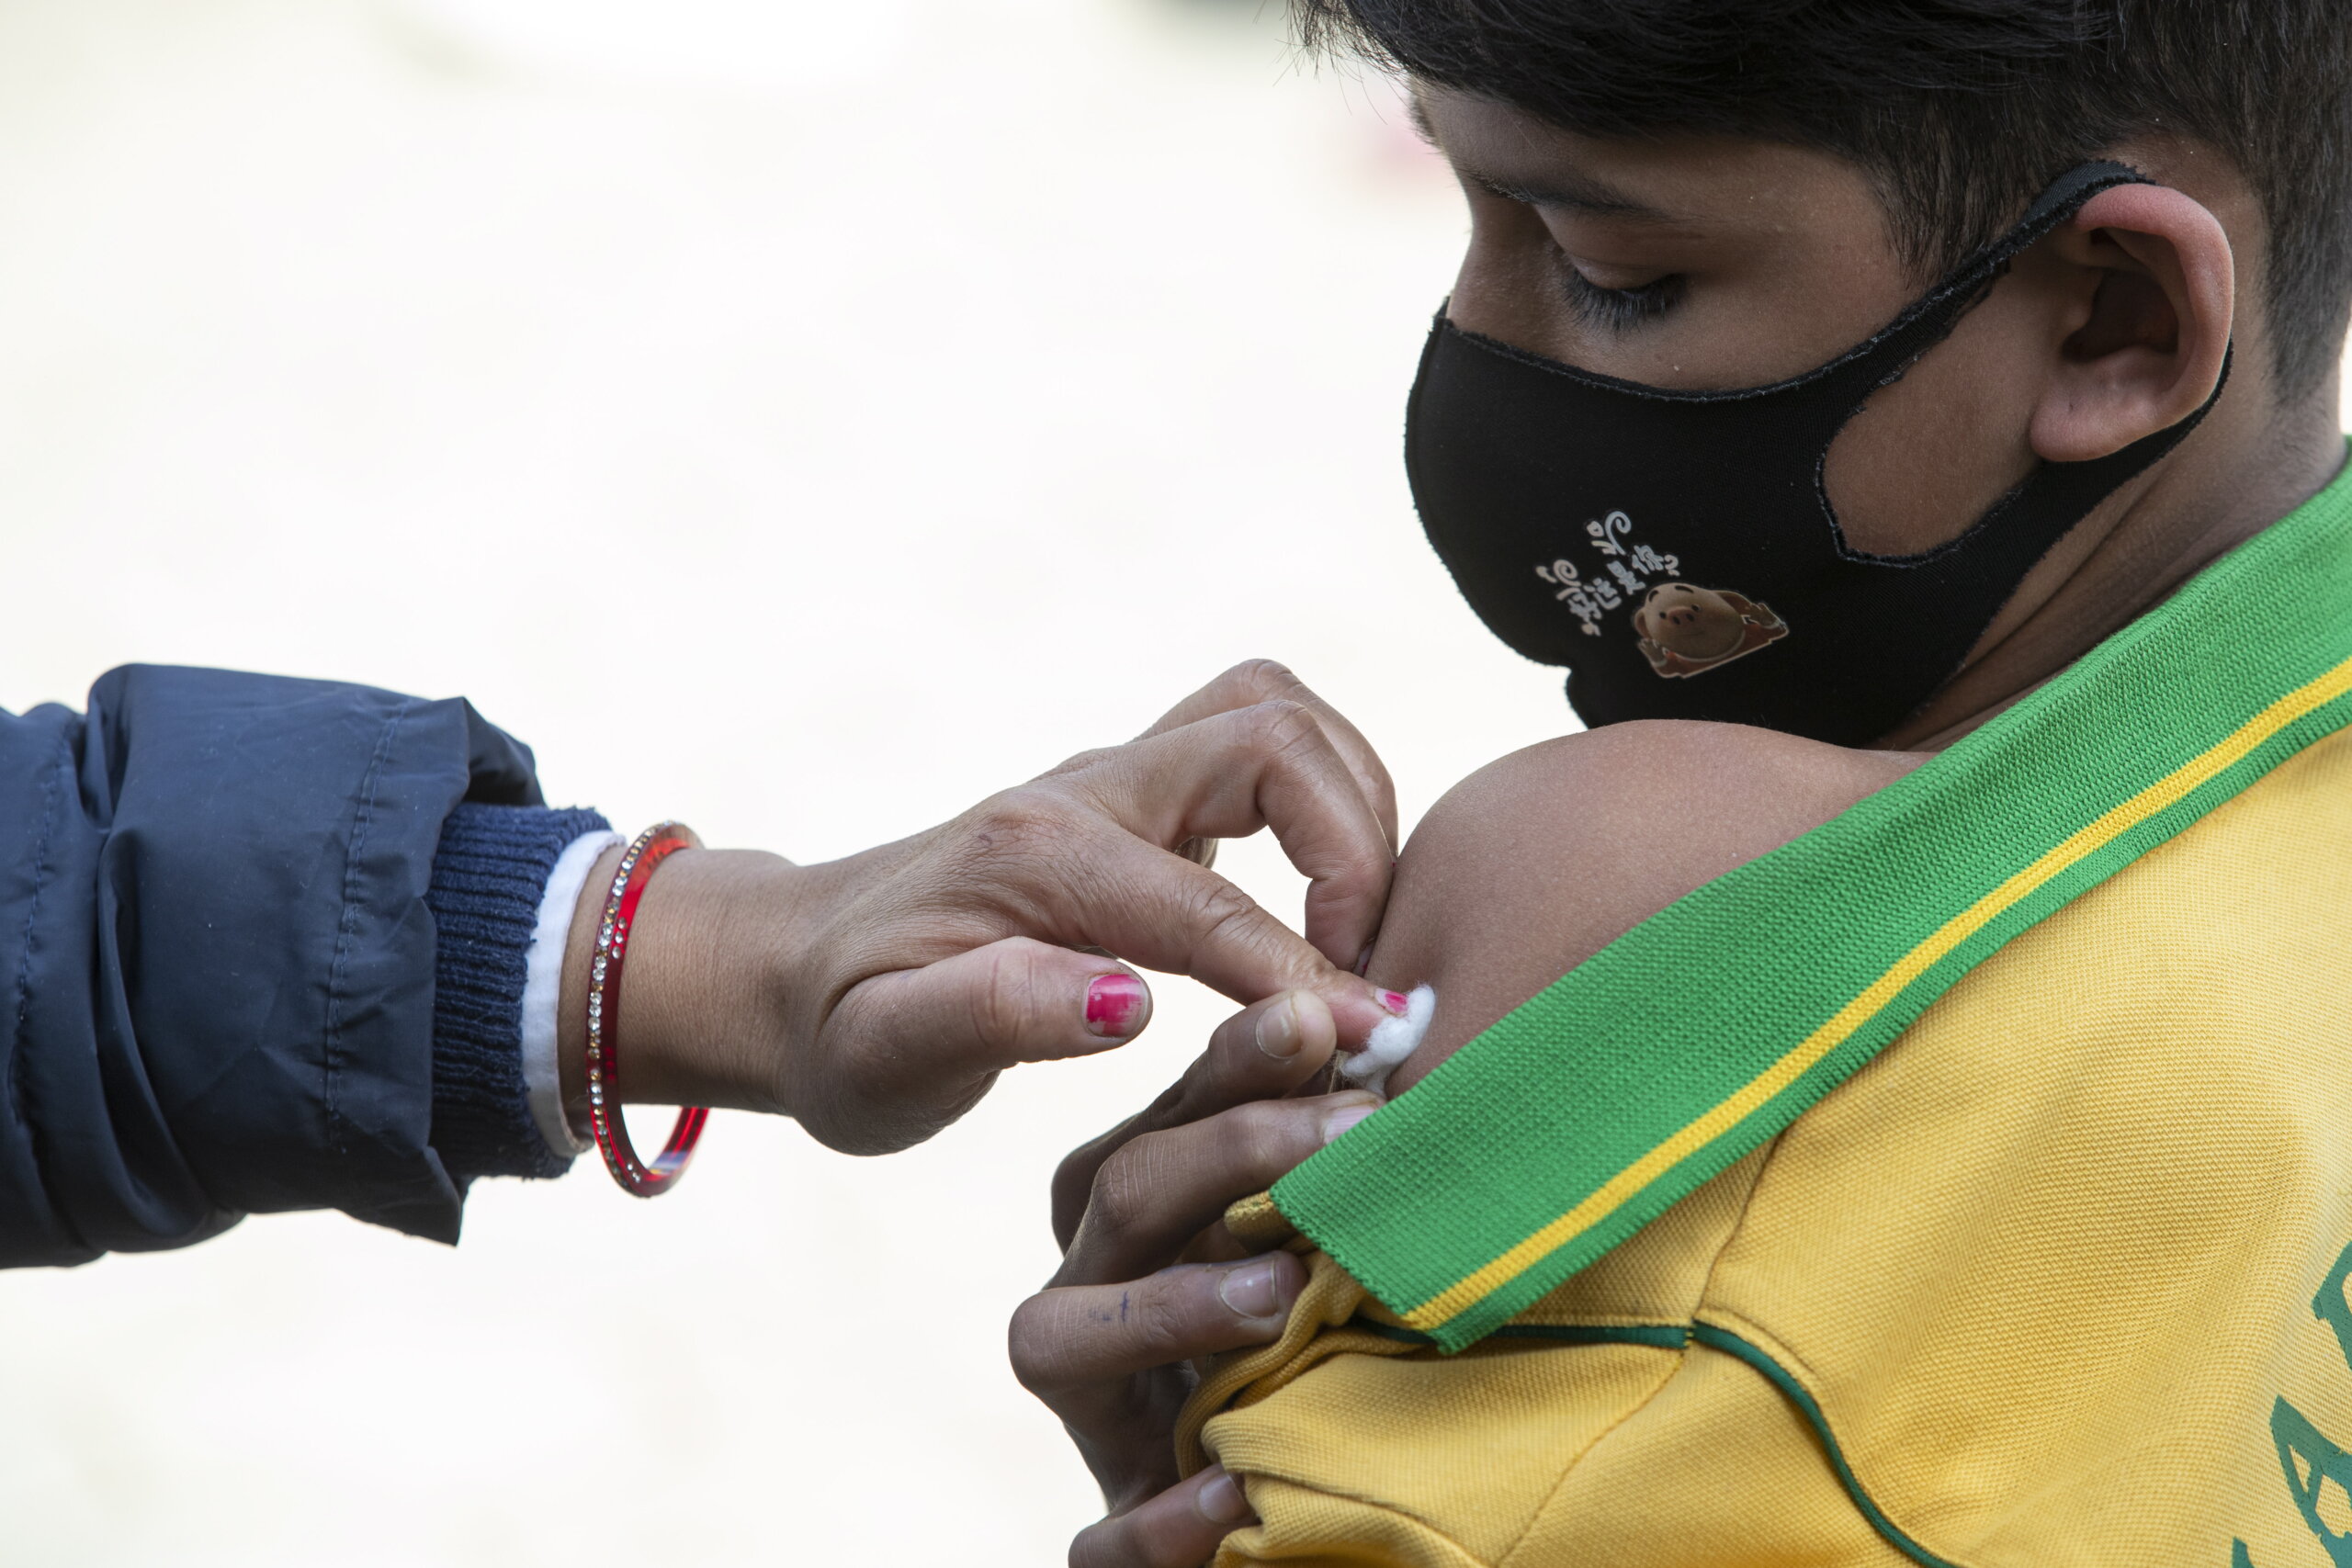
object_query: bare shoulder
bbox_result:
[1371,720,1925,1095]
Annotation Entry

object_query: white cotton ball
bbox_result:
[1337,984,1437,1096]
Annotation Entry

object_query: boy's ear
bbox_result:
[2029,183,2234,466]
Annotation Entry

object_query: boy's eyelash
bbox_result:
[1556,262,1684,333]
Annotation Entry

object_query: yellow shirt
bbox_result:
[1187,718,2352,1566]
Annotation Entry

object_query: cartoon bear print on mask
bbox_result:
[1633,581,1790,679]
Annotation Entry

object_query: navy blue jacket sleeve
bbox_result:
[427,801,609,1183]
[0,665,544,1266]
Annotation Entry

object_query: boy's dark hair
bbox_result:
[1299,1,2352,400]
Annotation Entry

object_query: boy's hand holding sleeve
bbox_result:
[1011,990,1379,1568]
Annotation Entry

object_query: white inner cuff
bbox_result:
[522,828,625,1159]
[1338,984,1436,1097]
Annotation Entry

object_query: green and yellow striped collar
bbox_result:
[1275,448,2352,1353]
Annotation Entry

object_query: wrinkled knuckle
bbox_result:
[1086,1135,1161,1237]
[1187,877,1267,951]
[1224,1099,1315,1177]
[1126,1282,1207,1366]
[1008,1330,1088,1403]
[1228,657,1301,699]
[1241,698,1329,767]
[1245,694,1314,740]
[1315,857,1392,907]
[1049,744,1122,779]
[969,788,1073,862]
[1084,1163,1138,1240]
[1006,1298,1065,1393]
[968,942,1040,1055]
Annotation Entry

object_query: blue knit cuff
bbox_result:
[427,802,611,1184]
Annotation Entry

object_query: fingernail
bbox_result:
[1322,1100,1378,1144]
[1084,973,1148,1037]
[1216,1258,1283,1320]
[1380,990,1411,1017]
[1254,996,1304,1061]
[1197,1470,1253,1526]
[1352,944,1374,977]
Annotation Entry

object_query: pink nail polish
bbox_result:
[1381,990,1411,1016]
[1085,973,1148,1036]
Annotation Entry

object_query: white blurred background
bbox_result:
[0,3,1578,1562]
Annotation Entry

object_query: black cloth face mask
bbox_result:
[1405,161,2228,748]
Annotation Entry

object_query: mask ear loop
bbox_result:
[1812,165,2186,568]
[1825,163,2149,383]
[1853,258,2016,406]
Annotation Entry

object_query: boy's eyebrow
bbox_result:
[1407,90,1677,222]
[1457,166,1673,220]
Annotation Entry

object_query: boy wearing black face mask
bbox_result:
[1151,4,2352,1564]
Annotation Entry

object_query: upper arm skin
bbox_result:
[1368,720,1925,1098]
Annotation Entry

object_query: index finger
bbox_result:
[1137,660,1399,850]
[1071,700,1393,975]
[1057,1093,1378,1289]
[1010,1257,1306,1412]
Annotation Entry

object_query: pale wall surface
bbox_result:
[0,4,1575,1563]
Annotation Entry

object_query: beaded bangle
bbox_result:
[585,821,712,1197]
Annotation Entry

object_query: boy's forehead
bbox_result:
[1413,86,1888,243]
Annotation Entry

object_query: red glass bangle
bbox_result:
[585,821,711,1198]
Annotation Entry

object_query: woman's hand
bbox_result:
[559,660,1401,1155]
[1010,990,1380,1567]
